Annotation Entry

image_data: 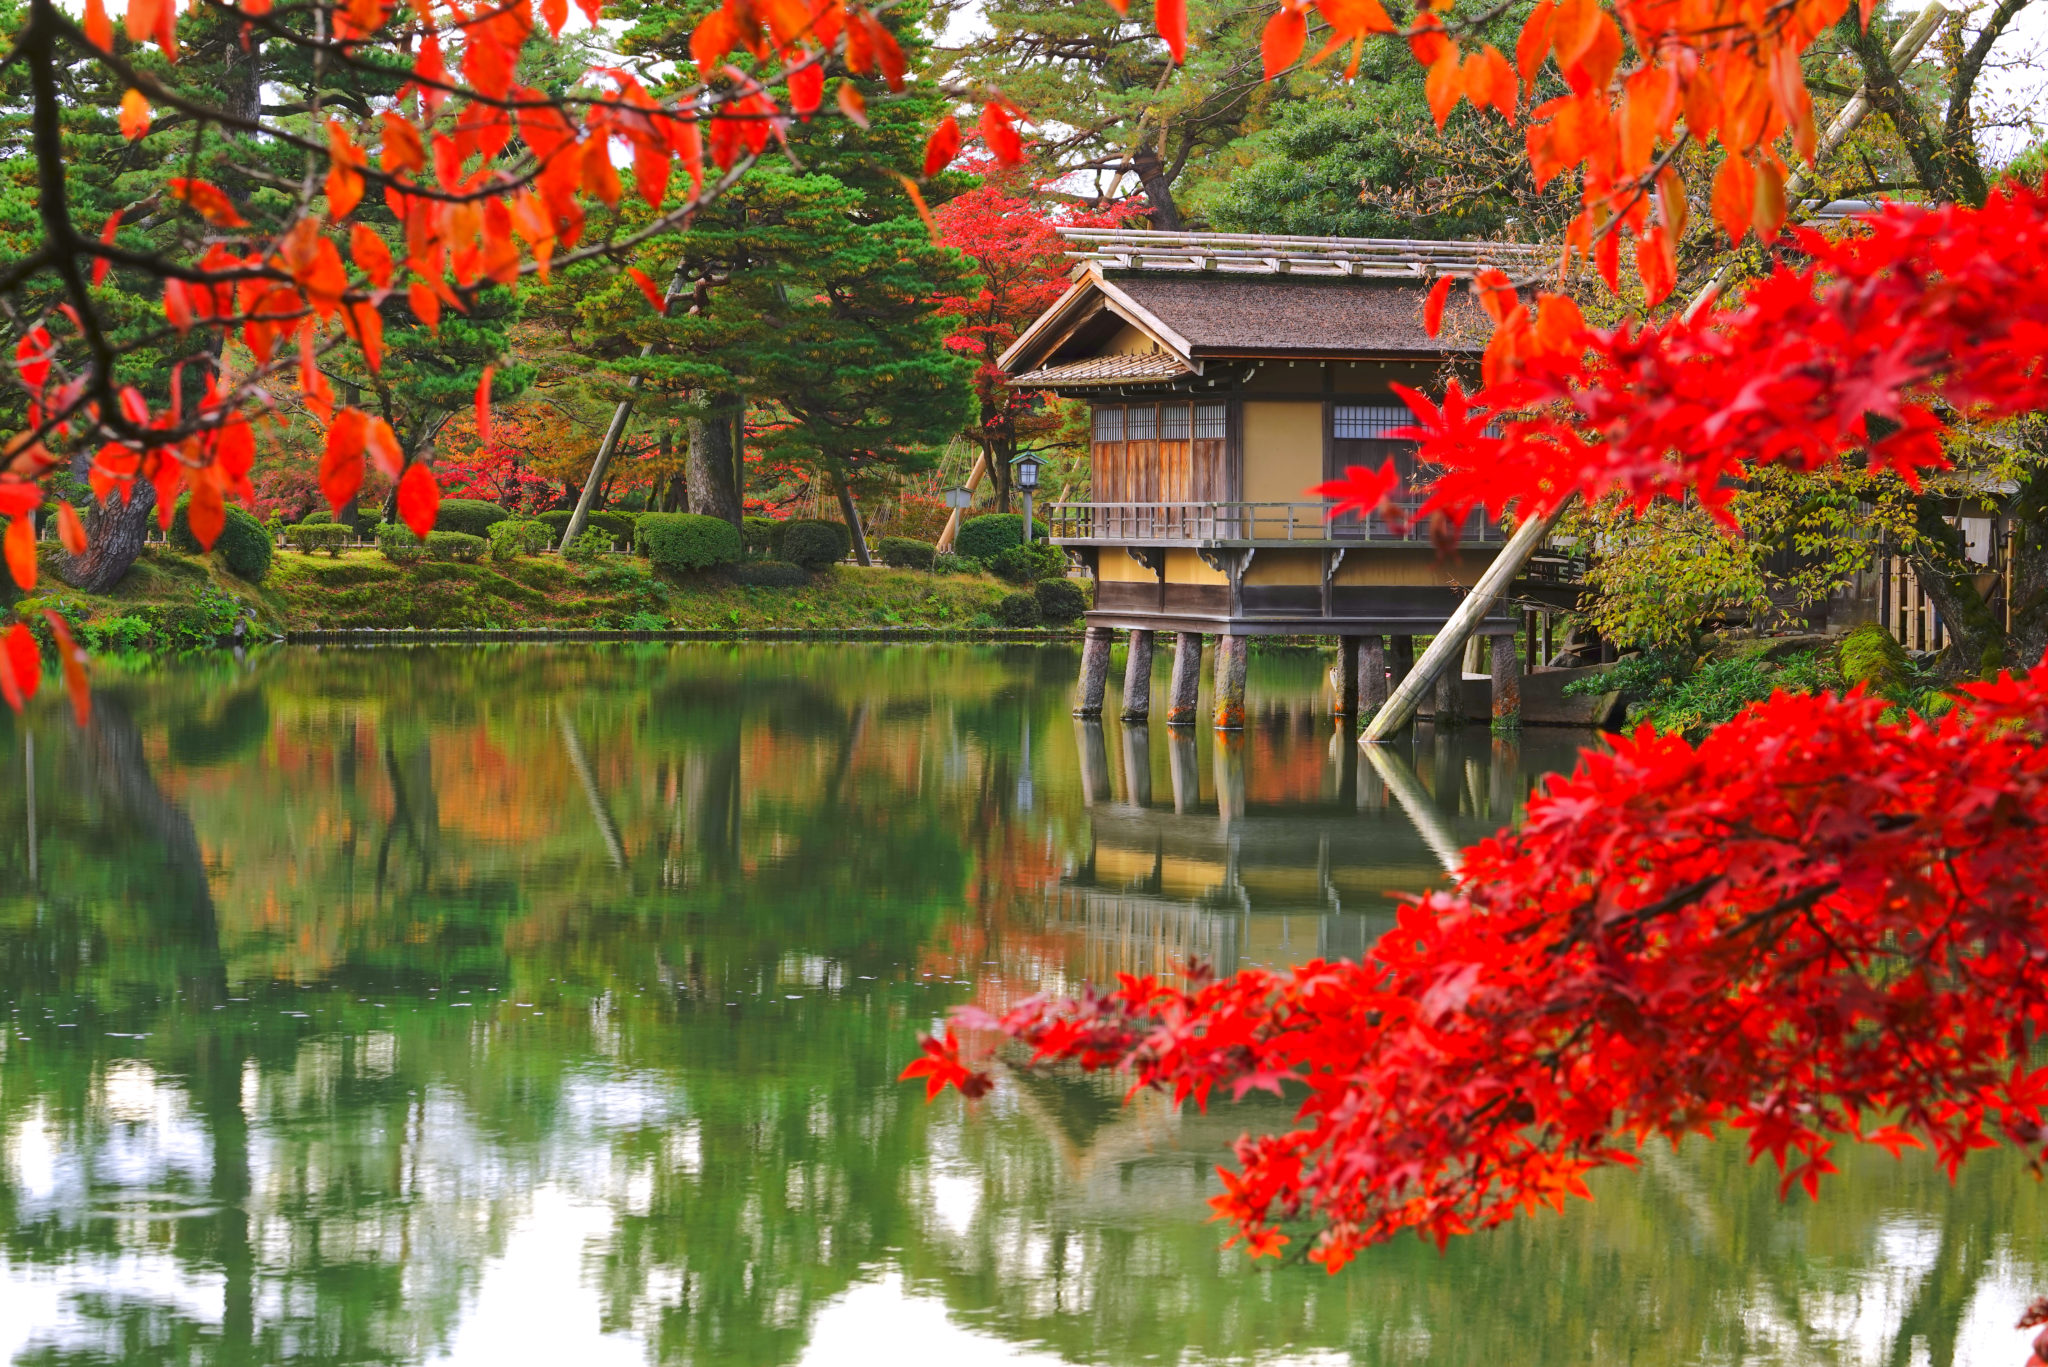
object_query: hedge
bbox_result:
[780,519,852,570]
[1034,577,1089,624]
[538,509,640,545]
[432,499,512,538]
[876,536,935,570]
[955,513,1049,562]
[426,530,489,562]
[286,522,352,556]
[300,509,336,525]
[727,560,810,587]
[487,519,553,559]
[637,512,743,572]
[989,540,1068,585]
[377,522,426,564]
[742,516,782,555]
[169,500,274,583]
[993,591,1042,627]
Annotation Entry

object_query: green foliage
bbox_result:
[933,553,979,576]
[287,523,353,557]
[743,517,783,555]
[1581,647,1845,740]
[168,501,273,583]
[538,509,639,546]
[1033,577,1089,624]
[993,591,1043,628]
[780,520,853,570]
[1838,623,1912,697]
[564,528,612,563]
[956,514,1048,562]
[433,499,513,538]
[989,540,1068,585]
[726,560,811,588]
[638,513,744,573]
[875,536,936,570]
[377,522,426,565]
[426,530,490,563]
[487,519,554,560]
[1564,646,1697,699]
[301,509,336,525]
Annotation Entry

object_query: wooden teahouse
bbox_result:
[1000,229,1556,729]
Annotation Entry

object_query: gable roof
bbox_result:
[1000,231,1551,382]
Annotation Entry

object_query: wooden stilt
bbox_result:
[1121,629,1155,721]
[1334,637,1361,716]
[1213,634,1249,731]
[1074,627,1113,718]
[1433,658,1464,728]
[1360,634,1388,716]
[1166,632,1204,726]
[1490,632,1522,732]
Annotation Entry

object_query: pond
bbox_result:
[0,644,2041,1367]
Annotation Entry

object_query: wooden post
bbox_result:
[1360,634,1389,715]
[1074,627,1113,718]
[1433,657,1464,728]
[1390,635,1415,692]
[1491,632,1522,732]
[1121,629,1155,721]
[1166,632,1203,726]
[934,453,990,554]
[1334,637,1361,716]
[1213,634,1249,731]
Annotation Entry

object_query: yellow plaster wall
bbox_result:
[1334,547,1495,586]
[1242,401,1324,505]
[1103,322,1158,356]
[1094,550,1156,582]
[1243,550,1325,586]
[1168,548,1228,585]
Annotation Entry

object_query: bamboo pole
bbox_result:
[934,453,990,554]
[1362,4,1949,745]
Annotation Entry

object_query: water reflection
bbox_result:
[0,644,2038,1367]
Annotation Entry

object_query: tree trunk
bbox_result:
[1130,145,1184,231]
[56,448,157,592]
[836,474,872,566]
[688,394,743,527]
[1904,494,2008,678]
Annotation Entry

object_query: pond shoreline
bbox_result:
[283,625,1089,644]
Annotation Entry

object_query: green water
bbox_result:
[0,645,2042,1367]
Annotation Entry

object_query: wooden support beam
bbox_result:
[1074,627,1113,718]
[1213,634,1249,731]
[1121,630,1155,721]
[1166,632,1204,726]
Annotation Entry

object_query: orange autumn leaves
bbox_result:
[1239,0,1856,306]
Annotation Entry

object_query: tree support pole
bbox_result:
[1166,632,1203,726]
[934,454,990,554]
[1121,629,1155,721]
[1074,627,1113,718]
[562,262,691,551]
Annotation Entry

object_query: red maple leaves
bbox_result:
[916,664,2048,1271]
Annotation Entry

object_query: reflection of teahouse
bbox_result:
[1000,229,1562,730]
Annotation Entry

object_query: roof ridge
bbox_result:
[1060,229,1558,279]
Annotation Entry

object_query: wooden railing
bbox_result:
[1046,501,1502,546]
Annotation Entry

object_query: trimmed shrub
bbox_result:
[432,499,511,538]
[780,519,852,570]
[287,522,352,556]
[425,529,489,563]
[563,527,611,563]
[742,516,782,555]
[487,519,553,560]
[537,508,638,547]
[301,509,336,525]
[933,552,978,576]
[993,591,1042,628]
[876,536,935,570]
[727,559,810,588]
[538,509,574,537]
[169,500,274,583]
[376,521,425,564]
[955,513,1049,563]
[989,540,1068,585]
[638,512,743,572]
[1034,577,1089,624]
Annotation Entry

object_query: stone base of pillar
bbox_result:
[1490,631,1522,733]
[1166,632,1203,727]
[1213,634,1249,730]
[1073,627,1113,718]
[1334,637,1361,715]
[1121,629,1155,721]
[1433,657,1464,729]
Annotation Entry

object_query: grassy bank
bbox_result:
[14,543,1056,648]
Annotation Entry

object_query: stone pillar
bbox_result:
[1334,637,1361,716]
[1491,631,1522,731]
[1120,630,1155,721]
[1390,635,1416,692]
[1359,634,1389,716]
[1166,632,1203,727]
[1212,634,1249,731]
[1121,723,1153,806]
[1073,626,1113,718]
[1433,656,1464,728]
